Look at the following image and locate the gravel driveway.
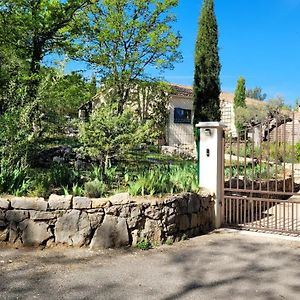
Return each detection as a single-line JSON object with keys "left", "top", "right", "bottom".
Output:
{"left": 0, "top": 230, "right": 299, "bottom": 300}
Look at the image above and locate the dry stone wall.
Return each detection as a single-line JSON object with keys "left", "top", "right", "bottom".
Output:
{"left": 0, "top": 192, "right": 214, "bottom": 249}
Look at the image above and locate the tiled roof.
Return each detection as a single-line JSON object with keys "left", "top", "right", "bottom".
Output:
{"left": 170, "top": 83, "right": 264, "bottom": 107}
{"left": 170, "top": 84, "right": 193, "bottom": 97}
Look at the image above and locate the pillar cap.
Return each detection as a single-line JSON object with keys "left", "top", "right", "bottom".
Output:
{"left": 196, "top": 122, "right": 227, "bottom": 129}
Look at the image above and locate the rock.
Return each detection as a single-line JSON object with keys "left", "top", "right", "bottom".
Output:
{"left": 179, "top": 215, "right": 190, "bottom": 231}
{"left": 144, "top": 206, "right": 162, "bottom": 220}
{"left": 48, "top": 194, "right": 72, "bottom": 210}
{"left": 55, "top": 210, "right": 91, "bottom": 246}
{"left": 119, "top": 205, "right": 130, "bottom": 218}
{"left": 131, "top": 206, "right": 141, "bottom": 218}
{"left": 0, "top": 198, "right": 10, "bottom": 209}
{"left": 109, "top": 193, "right": 130, "bottom": 205}
{"left": 19, "top": 220, "right": 52, "bottom": 246}
{"left": 105, "top": 205, "right": 120, "bottom": 216}
{"left": 73, "top": 197, "right": 92, "bottom": 209}
{"left": 88, "top": 212, "right": 104, "bottom": 229}
{"left": 131, "top": 229, "right": 139, "bottom": 246}
{"left": 30, "top": 211, "right": 58, "bottom": 221}
{"left": 91, "top": 198, "right": 110, "bottom": 209}
{"left": 8, "top": 223, "right": 18, "bottom": 243}
{"left": 11, "top": 197, "right": 47, "bottom": 211}
{"left": 0, "top": 209, "right": 5, "bottom": 221}
{"left": 166, "top": 223, "right": 177, "bottom": 234}
{"left": 143, "top": 219, "right": 163, "bottom": 243}
{"left": 6, "top": 210, "right": 29, "bottom": 223}
{"left": 90, "top": 215, "right": 129, "bottom": 249}
{"left": 191, "top": 213, "right": 198, "bottom": 228}
{"left": 188, "top": 194, "right": 201, "bottom": 214}
{"left": 0, "top": 228, "right": 8, "bottom": 241}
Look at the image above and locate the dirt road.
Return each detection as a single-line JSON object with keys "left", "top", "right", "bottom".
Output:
{"left": 1, "top": 230, "right": 299, "bottom": 300}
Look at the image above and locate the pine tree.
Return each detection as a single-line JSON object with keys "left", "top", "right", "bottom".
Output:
{"left": 234, "top": 77, "right": 246, "bottom": 110}
{"left": 193, "top": 0, "right": 221, "bottom": 126}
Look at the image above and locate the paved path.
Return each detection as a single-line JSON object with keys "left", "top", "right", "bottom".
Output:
{"left": 0, "top": 231, "right": 300, "bottom": 300}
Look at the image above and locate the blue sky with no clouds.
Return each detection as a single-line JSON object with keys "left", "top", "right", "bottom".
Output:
{"left": 163, "top": 0, "right": 300, "bottom": 106}
{"left": 63, "top": 0, "right": 300, "bottom": 106}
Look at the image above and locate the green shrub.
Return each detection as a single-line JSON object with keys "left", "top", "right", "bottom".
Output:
{"left": 84, "top": 179, "right": 107, "bottom": 198}
{"left": 136, "top": 239, "right": 152, "bottom": 250}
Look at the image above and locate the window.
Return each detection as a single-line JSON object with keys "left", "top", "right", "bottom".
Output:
{"left": 174, "top": 107, "right": 192, "bottom": 124}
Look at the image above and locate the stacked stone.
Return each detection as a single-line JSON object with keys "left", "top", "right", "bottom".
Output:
{"left": 0, "top": 192, "right": 214, "bottom": 249}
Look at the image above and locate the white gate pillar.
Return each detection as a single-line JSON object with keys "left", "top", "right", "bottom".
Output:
{"left": 196, "top": 122, "right": 226, "bottom": 228}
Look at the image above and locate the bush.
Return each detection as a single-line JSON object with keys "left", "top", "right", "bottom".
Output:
{"left": 136, "top": 239, "right": 152, "bottom": 250}
{"left": 84, "top": 179, "right": 107, "bottom": 198}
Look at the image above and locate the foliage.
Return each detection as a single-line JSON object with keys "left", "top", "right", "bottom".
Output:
{"left": 79, "top": 104, "right": 156, "bottom": 169}
{"left": 0, "top": 160, "right": 32, "bottom": 196}
{"left": 128, "top": 164, "right": 199, "bottom": 196}
{"left": 246, "top": 87, "right": 267, "bottom": 101}
{"left": 234, "top": 77, "right": 246, "bottom": 110}
{"left": 226, "top": 141, "right": 297, "bottom": 164}
{"left": 224, "top": 162, "right": 282, "bottom": 181}
{"left": 84, "top": 179, "right": 107, "bottom": 198}
{"left": 40, "top": 69, "right": 92, "bottom": 119}
{"left": 136, "top": 239, "right": 152, "bottom": 250}
{"left": 193, "top": 0, "right": 221, "bottom": 125}
{"left": 75, "top": 0, "right": 181, "bottom": 114}
{"left": 234, "top": 77, "right": 246, "bottom": 134}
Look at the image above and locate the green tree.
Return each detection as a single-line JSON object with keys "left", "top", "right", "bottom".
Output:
{"left": 233, "top": 76, "right": 246, "bottom": 134}
{"left": 193, "top": 0, "right": 221, "bottom": 125}
{"left": 75, "top": 0, "right": 181, "bottom": 114}
{"left": 246, "top": 87, "right": 267, "bottom": 101}
{"left": 234, "top": 77, "right": 246, "bottom": 110}
{"left": 79, "top": 104, "right": 154, "bottom": 170}
{"left": 0, "top": 0, "right": 91, "bottom": 102}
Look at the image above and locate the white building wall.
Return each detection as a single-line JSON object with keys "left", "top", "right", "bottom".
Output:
{"left": 167, "top": 95, "right": 194, "bottom": 146}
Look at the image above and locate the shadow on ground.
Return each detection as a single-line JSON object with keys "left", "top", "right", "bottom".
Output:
{"left": 0, "top": 232, "right": 299, "bottom": 299}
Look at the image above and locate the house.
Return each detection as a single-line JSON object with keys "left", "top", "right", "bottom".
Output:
{"left": 79, "top": 82, "right": 265, "bottom": 149}
{"left": 167, "top": 84, "right": 264, "bottom": 146}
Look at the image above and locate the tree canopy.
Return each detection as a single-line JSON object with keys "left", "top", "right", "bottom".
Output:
{"left": 246, "top": 87, "right": 267, "bottom": 101}
{"left": 74, "top": 0, "right": 181, "bottom": 114}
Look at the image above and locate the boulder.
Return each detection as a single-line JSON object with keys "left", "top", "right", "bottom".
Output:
{"left": 73, "top": 197, "right": 92, "bottom": 209}
{"left": 6, "top": 210, "right": 29, "bottom": 223}
{"left": 19, "top": 220, "right": 52, "bottom": 246}
{"left": 109, "top": 193, "right": 130, "bottom": 205}
{"left": 48, "top": 194, "right": 72, "bottom": 210}
{"left": 55, "top": 210, "right": 91, "bottom": 246}
{"left": 11, "top": 197, "right": 47, "bottom": 211}
{"left": 90, "top": 215, "right": 129, "bottom": 249}
{"left": 91, "top": 198, "right": 110, "bottom": 209}
{"left": 0, "top": 198, "right": 10, "bottom": 209}
{"left": 88, "top": 212, "right": 104, "bottom": 229}
{"left": 0, "top": 228, "right": 8, "bottom": 241}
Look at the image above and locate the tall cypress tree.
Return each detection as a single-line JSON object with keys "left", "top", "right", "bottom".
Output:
{"left": 233, "top": 76, "right": 246, "bottom": 134}
{"left": 234, "top": 76, "right": 246, "bottom": 110}
{"left": 193, "top": 0, "right": 221, "bottom": 126}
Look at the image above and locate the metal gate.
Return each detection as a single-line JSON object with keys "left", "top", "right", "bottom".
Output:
{"left": 223, "top": 112, "right": 300, "bottom": 235}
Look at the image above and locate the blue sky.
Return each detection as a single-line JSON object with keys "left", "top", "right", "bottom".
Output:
{"left": 64, "top": 0, "right": 300, "bottom": 106}
{"left": 161, "top": 0, "right": 300, "bottom": 106}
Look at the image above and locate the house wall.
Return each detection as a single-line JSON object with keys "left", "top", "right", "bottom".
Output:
{"left": 167, "top": 95, "right": 195, "bottom": 146}
{"left": 167, "top": 94, "right": 238, "bottom": 146}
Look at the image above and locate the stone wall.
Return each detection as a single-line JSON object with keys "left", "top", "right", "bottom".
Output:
{"left": 0, "top": 192, "right": 214, "bottom": 249}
